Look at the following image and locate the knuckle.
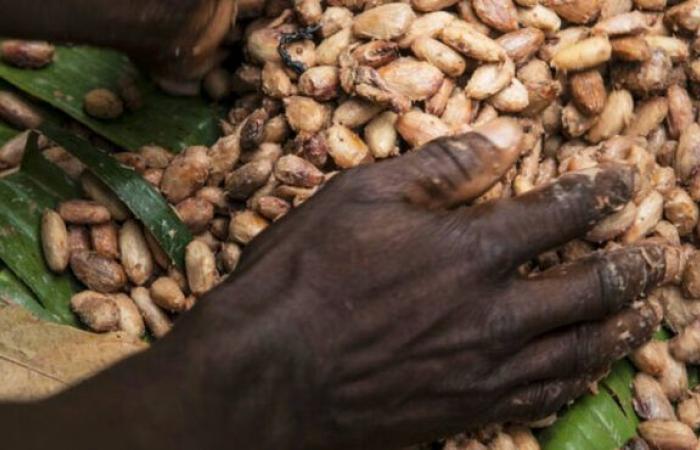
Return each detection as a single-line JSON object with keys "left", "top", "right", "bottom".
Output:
{"left": 592, "top": 254, "right": 627, "bottom": 314}
{"left": 572, "top": 324, "right": 602, "bottom": 372}
{"left": 484, "top": 302, "right": 521, "bottom": 344}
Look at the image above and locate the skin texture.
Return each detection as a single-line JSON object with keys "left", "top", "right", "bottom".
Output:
{"left": 0, "top": 119, "right": 666, "bottom": 450}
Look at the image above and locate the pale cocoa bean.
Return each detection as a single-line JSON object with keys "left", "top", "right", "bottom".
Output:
{"left": 441, "top": 90, "right": 476, "bottom": 133}
{"left": 552, "top": 36, "right": 612, "bottom": 71}
{"left": 638, "top": 420, "right": 697, "bottom": 450}
{"left": 70, "top": 250, "right": 127, "bottom": 293}
{"left": 644, "top": 35, "right": 689, "bottom": 62}
{"left": 666, "top": 85, "right": 694, "bottom": 140}
{"left": 0, "top": 40, "right": 54, "bottom": 69}
{"left": 150, "top": 276, "right": 188, "bottom": 312}
{"left": 161, "top": 146, "right": 210, "bottom": 204}
{"left": 176, "top": 198, "right": 215, "bottom": 234}
{"left": 142, "top": 169, "right": 163, "bottom": 188}
{"left": 138, "top": 145, "right": 173, "bottom": 169}
{"left": 261, "top": 62, "right": 296, "bottom": 99}
{"left": 262, "top": 114, "right": 290, "bottom": 144}
{"left": 489, "top": 79, "right": 529, "bottom": 113}
{"left": 352, "top": 40, "right": 400, "bottom": 68}
{"left": 333, "top": 98, "right": 383, "bottom": 127}
{"left": 41, "top": 209, "right": 70, "bottom": 273}
{"left": 396, "top": 110, "right": 451, "bottom": 148}
{"left": 185, "top": 240, "right": 219, "bottom": 296}
{"left": 611, "top": 36, "right": 651, "bottom": 61}
{"left": 353, "top": 3, "right": 416, "bottom": 40}
{"left": 210, "top": 217, "right": 231, "bottom": 241}
{"left": 319, "top": 7, "right": 354, "bottom": 37}
{"left": 295, "top": 0, "right": 322, "bottom": 25}
{"left": 377, "top": 57, "right": 445, "bottom": 101}
{"left": 298, "top": 65, "right": 339, "bottom": 101}
{"left": 274, "top": 155, "right": 324, "bottom": 187}
{"left": 225, "top": 159, "right": 273, "bottom": 200}
{"left": 425, "top": 78, "right": 454, "bottom": 117}
{"left": 411, "top": 37, "right": 466, "bottom": 78}
{"left": 398, "top": 11, "right": 455, "bottom": 48}
{"left": 562, "top": 103, "right": 598, "bottom": 138}
{"left": 472, "top": 0, "right": 518, "bottom": 32}
{"left": 592, "top": 11, "right": 649, "bottom": 35}
{"left": 325, "top": 124, "right": 373, "bottom": 167}
{"left": 257, "top": 195, "right": 291, "bottom": 221}
{"left": 675, "top": 123, "right": 700, "bottom": 183}
{"left": 284, "top": 95, "right": 332, "bottom": 133}
{"left": 229, "top": 210, "right": 270, "bottom": 244}
{"left": 666, "top": 0, "right": 700, "bottom": 33}
{"left": 83, "top": 88, "right": 123, "bottom": 120}
{"left": 119, "top": 220, "right": 153, "bottom": 286}
{"left": 317, "top": 28, "right": 356, "bottom": 66}
{"left": 111, "top": 293, "right": 145, "bottom": 337}
{"left": 569, "top": 70, "right": 606, "bottom": 116}
{"left": 90, "top": 222, "right": 119, "bottom": 259}
{"left": 517, "top": 5, "right": 561, "bottom": 34}
{"left": 218, "top": 242, "right": 243, "bottom": 273}
{"left": 549, "top": 0, "right": 602, "bottom": 24}
{"left": 130, "top": 287, "right": 172, "bottom": 338}
{"left": 68, "top": 225, "right": 90, "bottom": 253}
{"left": 0, "top": 91, "right": 42, "bottom": 129}
{"left": 440, "top": 20, "right": 506, "bottom": 62}
{"left": 0, "top": 131, "right": 28, "bottom": 170}
{"left": 456, "top": 1, "right": 493, "bottom": 36}
{"left": 586, "top": 89, "right": 634, "bottom": 143}
{"left": 632, "top": 373, "right": 676, "bottom": 421}
{"left": 71, "top": 291, "right": 120, "bottom": 332}
{"left": 58, "top": 200, "right": 111, "bottom": 225}
{"left": 412, "top": 0, "right": 459, "bottom": 12}
{"left": 623, "top": 190, "right": 664, "bottom": 243}
{"left": 465, "top": 58, "right": 515, "bottom": 100}
{"left": 624, "top": 96, "right": 668, "bottom": 138}
{"left": 144, "top": 229, "right": 170, "bottom": 270}
{"left": 496, "top": 28, "right": 545, "bottom": 65}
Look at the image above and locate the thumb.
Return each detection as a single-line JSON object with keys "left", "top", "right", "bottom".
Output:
{"left": 392, "top": 118, "right": 523, "bottom": 209}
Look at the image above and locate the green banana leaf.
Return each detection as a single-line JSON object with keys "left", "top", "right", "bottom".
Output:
{"left": 0, "top": 45, "right": 220, "bottom": 152}
{"left": 40, "top": 122, "right": 193, "bottom": 269}
{"left": 0, "top": 132, "right": 80, "bottom": 325}
{"left": 539, "top": 360, "right": 638, "bottom": 450}
{"left": 0, "top": 268, "right": 57, "bottom": 322}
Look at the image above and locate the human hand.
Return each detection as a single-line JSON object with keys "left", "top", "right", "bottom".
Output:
{"left": 193, "top": 117, "right": 668, "bottom": 449}
{"left": 0, "top": 0, "right": 236, "bottom": 95}
{"left": 31, "top": 118, "right": 669, "bottom": 450}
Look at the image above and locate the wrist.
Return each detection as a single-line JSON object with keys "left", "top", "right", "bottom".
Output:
{"left": 8, "top": 271, "right": 324, "bottom": 450}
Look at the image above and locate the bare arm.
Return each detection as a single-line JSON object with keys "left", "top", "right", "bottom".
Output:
{"left": 0, "top": 0, "right": 235, "bottom": 83}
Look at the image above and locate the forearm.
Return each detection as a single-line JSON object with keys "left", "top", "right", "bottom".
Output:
{"left": 0, "top": 274, "right": 319, "bottom": 450}
{"left": 1, "top": 1, "right": 194, "bottom": 47}
{"left": 0, "top": 0, "right": 233, "bottom": 79}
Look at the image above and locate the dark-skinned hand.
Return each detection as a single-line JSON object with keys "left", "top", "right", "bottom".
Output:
{"left": 0, "top": 0, "right": 235, "bottom": 94}
{"left": 2, "top": 118, "right": 667, "bottom": 450}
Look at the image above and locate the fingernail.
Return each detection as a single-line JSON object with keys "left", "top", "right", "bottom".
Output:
{"left": 617, "top": 303, "right": 661, "bottom": 356}
{"left": 474, "top": 118, "right": 523, "bottom": 152}
{"left": 588, "top": 164, "right": 637, "bottom": 213}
